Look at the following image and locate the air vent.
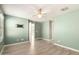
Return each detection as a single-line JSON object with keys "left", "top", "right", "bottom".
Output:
{"left": 61, "top": 7, "right": 69, "bottom": 11}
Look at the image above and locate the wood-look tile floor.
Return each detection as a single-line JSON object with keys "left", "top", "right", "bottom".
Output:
{"left": 2, "top": 40, "right": 79, "bottom": 55}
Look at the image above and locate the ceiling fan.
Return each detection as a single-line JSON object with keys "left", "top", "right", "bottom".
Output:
{"left": 33, "top": 8, "right": 47, "bottom": 18}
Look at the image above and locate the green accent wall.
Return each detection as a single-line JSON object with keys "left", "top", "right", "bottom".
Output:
{"left": 4, "top": 15, "right": 29, "bottom": 44}
{"left": 54, "top": 10, "right": 79, "bottom": 50}
{"left": 4, "top": 15, "right": 43, "bottom": 44}
{"left": 42, "top": 21, "right": 50, "bottom": 39}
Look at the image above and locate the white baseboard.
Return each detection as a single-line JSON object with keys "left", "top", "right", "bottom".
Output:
{"left": 43, "top": 39, "right": 79, "bottom": 53}
{"left": 0, "top": 41, "right": 29, "bottom": 55}
{"left": 35, "top": 38, "right": 43, "bottom": 40}
{"left": 36, "top": 38, "right": 52, "bottom": 41}
{"left": 54, "top": 43, "right": 79, "bottom": 53}
{"left": 2, "top": 38, "right": 79, "bottom": 54}
{"left": 5, "top": 41, "right": 29, "bottom": 47}
{"left": 43, "top": 39, "right": 51, "bottom": 41}
{"left": 43, "top": 38, "right": 55, "bottom": 43}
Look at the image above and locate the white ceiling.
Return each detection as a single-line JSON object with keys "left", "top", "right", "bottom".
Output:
{"left": 2, "top": 4, "right": 79, "bottom": 22}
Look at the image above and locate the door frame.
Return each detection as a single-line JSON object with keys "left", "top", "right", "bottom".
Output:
{"left": 28, "top": 20, "right": 35, "bottom": 42}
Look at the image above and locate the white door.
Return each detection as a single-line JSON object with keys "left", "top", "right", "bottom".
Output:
{"left": 29, "top": 21, "right": 35, "bottom": 47}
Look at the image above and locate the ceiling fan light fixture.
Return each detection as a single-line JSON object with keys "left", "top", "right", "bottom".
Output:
{"left": 37, "top": 14, "right": 42, "bottom": 18}
{"left": 34, "top": 8, "right": 47, "bottom": 18}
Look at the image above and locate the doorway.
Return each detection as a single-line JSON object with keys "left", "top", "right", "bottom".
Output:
{"left": 28, "top": 21, "right": 35, "bottom": 47}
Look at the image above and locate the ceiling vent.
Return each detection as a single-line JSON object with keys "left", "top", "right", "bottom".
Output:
{"left": 61, "top": 7, "right": 69, "bottom": 11}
